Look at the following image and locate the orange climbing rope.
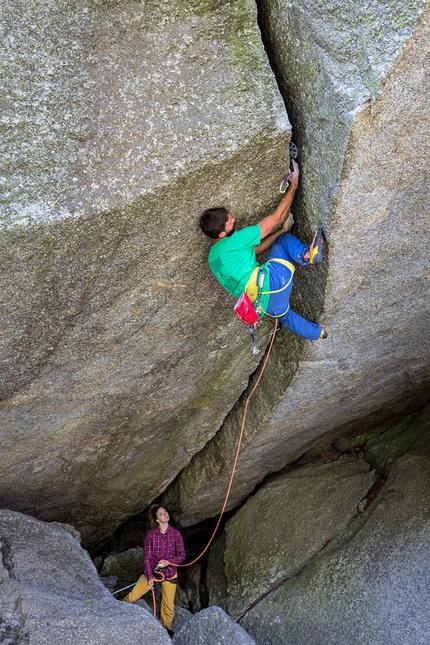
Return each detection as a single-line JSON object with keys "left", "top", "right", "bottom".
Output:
{"left": 173, "top": 320, "right": 279, "bottom": 569}
{"left": 119, "top": 321, "right": 280, "bottom": 616}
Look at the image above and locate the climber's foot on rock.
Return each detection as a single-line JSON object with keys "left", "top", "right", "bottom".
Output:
{"left": 309, "top": 228, "right": 325, "bottom": 265}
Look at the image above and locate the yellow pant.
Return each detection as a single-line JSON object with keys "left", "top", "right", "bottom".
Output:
{"left": 123, "top": 574, "right": 177, "bottom": 630}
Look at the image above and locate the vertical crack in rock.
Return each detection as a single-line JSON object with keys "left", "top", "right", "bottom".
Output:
{"left": 237, "top": 463, "right": 389, "bottom": 622}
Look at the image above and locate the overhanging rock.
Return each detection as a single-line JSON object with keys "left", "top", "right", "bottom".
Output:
{"left": 162, "top": 1, "right": 430, "bottom": 526}
{"left": 0, "top": 0, "right": 291, "bottom": 547}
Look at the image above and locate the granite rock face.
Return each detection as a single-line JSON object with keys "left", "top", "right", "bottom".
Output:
{"left": 0, "top": 0, "right": 291, "bottom": 546}
{"left": 1, "top": 0, "right": 429, "bottom": 561}
{"left": 0, "top": 509, "right": 170, "bottom": 645}
{"left": 207, "top": 453, "right": 375, "bottom": 619}
{"left": 100, "top": 547, "right": 143, "bottom": 589}
{"left": 162, "top": 0, "right": 430, "bottom": 527}
{"left": 172, "top": 606, "right": 256, "bottom": 645}
{"left": 240, "top": 408, "right": 430, "bottom": 645}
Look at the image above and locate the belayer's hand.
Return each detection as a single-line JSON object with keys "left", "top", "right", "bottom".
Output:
{"left": 148, "top": 578, "right": 155, "bottom": 589}
{"left": 157, "top": 560, "right": 169, "bottom": 568}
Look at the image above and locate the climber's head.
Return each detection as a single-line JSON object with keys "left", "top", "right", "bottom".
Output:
{"left": 200, "top": 207, "right": 235, "bottom": 239}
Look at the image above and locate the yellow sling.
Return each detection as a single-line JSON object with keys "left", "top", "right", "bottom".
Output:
{"left": 245, "top": 258, "right": 295, "bottom": 304}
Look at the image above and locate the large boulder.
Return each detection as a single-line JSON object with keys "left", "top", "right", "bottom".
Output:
{"left": 0, "top": 0, "right": 291, "bottom": 547}
{"left": 172, "top": 606, "right": 256, "bottom": 645}
{"left": 240, "top": 411, "right": 430, "bottom": 644}
{"left": 162, "top": 0, "right": 430, "bottom": 527}
{"left": 207, "top": 453, "right": 375, "bottom": 618}
{"left": 100, "top": 547, "right": 143, "bottom": 589}
{"left": 0, "top": 510, "right": 170, "bottom": 644}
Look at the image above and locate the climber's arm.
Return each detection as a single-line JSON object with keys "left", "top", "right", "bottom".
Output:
{"left": 257, "top": 160, "right": 299, "bottom": 239}
{"left": 254, "top": 212, "right": 295, "bottom": 255}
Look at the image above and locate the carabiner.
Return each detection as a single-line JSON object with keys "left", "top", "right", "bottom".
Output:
{"left": 279, "top": 172, "right": 293, "bottom": 193}
{"left": 249, "top": 324, "right": 260, "bottom": 355}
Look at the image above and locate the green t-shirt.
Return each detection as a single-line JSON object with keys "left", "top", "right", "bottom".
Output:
{"left": 208, "top": 225, "right": 271, "bottom": 315}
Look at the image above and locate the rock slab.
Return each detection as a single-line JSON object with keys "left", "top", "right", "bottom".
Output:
{"left": 240, "top": 416, "right": 430, "bottom": 645}
{"left": 163, "top": 0, "right": 430, "bottom": 529}
{"left": 207, "top": 453, "right": 375, "bottom": 618}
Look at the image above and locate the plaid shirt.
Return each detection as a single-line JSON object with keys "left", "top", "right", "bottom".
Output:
{"left": 143, "top": 524, "right": 186, "bottom": 581}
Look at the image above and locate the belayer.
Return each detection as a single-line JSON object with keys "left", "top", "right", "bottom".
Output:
{"left": 199, "top": 159, "right": 327, "bottom": 341}
{"left": 122, "top": 505, "right": 185, "bottom": 635}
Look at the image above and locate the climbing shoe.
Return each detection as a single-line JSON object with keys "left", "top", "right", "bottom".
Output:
{"left": 320, "top": 329, "right": 328, "bottom": 339}
{"left": 309, "top": 228, "right": 325, "bottom": 265}
{"left": 289, "top": 141, "right": 298, "bottom": 165}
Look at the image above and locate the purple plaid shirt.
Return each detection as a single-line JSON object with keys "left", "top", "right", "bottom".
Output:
{"left": 143, "top": 525, "right": 186, "bottom": 581}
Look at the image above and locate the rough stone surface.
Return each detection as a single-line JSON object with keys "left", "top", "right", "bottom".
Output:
{"left": 1, "top": 0, "right": 290, "bottom": 225}
{"left": 1, "top": 0, "right": 429, "bottom": 581}
{"left": 0, "top": 0, "right": 291, "bottom": 547}
{"left": 172, "top": 606, "right": 194, "bottom": 634}
{"left": 206, "top": 533, "right": 229, "bottom": 612}
{"left": 50, "top": 520, "right": 81, "bottom": 543}
{"left": 172, "top": 606, "right": 256, "bottom": 645}
{"left": 240, "top": 440, "right": 430, "bottom": 645}
{"left": 100, "top": 547, "right": 143, "bottom": 588}
{"left": 0, "top": 509, "right": 170, "bottom": 645}
{"left": 207, "top": 454, "right": 374, "bottom": 618}
{"left": 361, "top": 403, "right": 430, "bottom": 473}
{"left": 162, "top": 0, "right": 430, "bottom": 527}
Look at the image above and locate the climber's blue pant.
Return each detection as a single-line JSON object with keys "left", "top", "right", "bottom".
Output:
{"left": 266, "top": 233, "right": 321, "bottom": 341}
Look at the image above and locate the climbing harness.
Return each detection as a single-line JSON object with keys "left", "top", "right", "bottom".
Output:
{"left": 256, "top": 258, "right": 295, "bottom": 319}
{"left": 112, "top": 319, "right": 280, "bottom": 618}
{"left": 279, "top": 142, "right": 298, "bottom": 193}
{"left": 111, "top": 568, "right": 164, "bottom": 596}
{"left": 235, "top": 258, "right": 295, "bottom": 352}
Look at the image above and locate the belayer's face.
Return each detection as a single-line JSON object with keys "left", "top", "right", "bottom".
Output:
{"left": 156, "top": 507, "right": 170, "bottom": 524}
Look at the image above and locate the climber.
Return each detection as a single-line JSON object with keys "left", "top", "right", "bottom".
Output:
{"left": 122, "top": 505, "right": 185, "bottom": 635}
{"left": 199, "top": 159, "right": 327, "bottom": 341}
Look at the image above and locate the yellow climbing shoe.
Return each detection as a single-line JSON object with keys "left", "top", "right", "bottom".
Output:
{"left": 309, "top": 228, "right": 325, "bottom": 265}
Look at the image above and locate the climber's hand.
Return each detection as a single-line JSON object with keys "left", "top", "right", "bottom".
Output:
{"left": 282, "top": 212, "right": 294, "bottom": 233}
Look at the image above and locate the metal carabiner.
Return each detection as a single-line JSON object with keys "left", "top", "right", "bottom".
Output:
{"left": 249, "top": 324, "right": 260, "bottom": 355}
{"left": 279, "top": 172, "right": 293, "bottom": 193}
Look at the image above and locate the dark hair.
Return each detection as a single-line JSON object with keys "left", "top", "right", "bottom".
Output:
{"left": 199, "top": 207, "right": 229, "bottom": 239}
{"left": 149, "top": 505, "right": 163, "bottom": 526}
